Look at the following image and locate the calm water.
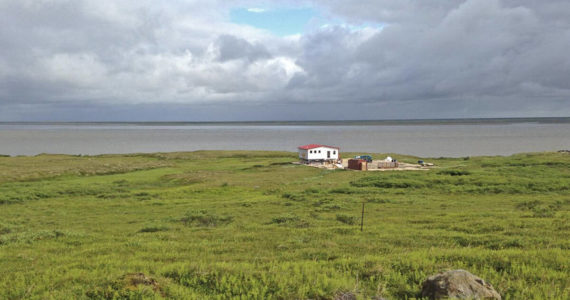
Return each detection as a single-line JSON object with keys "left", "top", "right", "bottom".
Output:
{"left": 1, "top": 120, "right": 569, "bottom": 157}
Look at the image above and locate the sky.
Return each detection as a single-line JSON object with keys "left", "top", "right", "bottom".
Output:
{"left": 0, "top": 0, "right": 569, "bottom": 121}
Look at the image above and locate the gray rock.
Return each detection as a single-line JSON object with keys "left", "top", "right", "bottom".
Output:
{"left": 421, "top": 269, "right": 501, "bottom": 299}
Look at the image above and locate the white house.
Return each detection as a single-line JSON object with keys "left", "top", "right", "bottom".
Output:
{"left": 298, "top": 144, "right": 340, "bottom": 162}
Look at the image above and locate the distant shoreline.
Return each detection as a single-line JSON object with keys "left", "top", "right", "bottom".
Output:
{"left": 1, "top": 117, "right": 570, "bottom": 126}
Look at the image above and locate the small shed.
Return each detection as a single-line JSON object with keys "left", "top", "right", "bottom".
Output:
{"left": 348, "top": 159, "right": 367, "bottom": 171}
{"left": 298, "top": 144, "right": 340, "bottom": 162}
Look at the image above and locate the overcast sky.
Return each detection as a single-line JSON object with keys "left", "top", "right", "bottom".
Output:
{"left": 0, "top": 0, "right": 569, "bottom": 121}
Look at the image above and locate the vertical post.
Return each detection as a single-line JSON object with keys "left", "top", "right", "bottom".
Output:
{"left": 360, "top": 202, "right": 365, "bottom": 232}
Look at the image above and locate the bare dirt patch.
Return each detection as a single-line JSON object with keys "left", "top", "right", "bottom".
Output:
{"left": 295, "top": 160, "right": 434, "bottom": 171}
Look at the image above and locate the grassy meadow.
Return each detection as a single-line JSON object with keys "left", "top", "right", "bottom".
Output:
{"left": 0, "top": 151, "right": 569, "bottom": 299}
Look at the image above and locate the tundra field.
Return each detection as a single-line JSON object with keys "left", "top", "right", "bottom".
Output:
{"left": 0, "top": 151, "right": 568, "bottom": 299}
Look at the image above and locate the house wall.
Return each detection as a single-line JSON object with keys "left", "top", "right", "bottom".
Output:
{"left": 304, "top": 147, "right": 339, "bottom": 160}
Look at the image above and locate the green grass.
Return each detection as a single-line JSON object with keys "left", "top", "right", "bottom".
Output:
{"left": 0, "top": 151, "right": 569, "bottom": 299}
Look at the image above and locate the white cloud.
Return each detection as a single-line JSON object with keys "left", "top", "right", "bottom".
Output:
{"left": 247, "top": 8, "right": 266, "bottom": 13}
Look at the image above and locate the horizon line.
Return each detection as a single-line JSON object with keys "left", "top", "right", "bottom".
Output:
{"left": 1, "top": 116, "right": 569, "bottom": 125}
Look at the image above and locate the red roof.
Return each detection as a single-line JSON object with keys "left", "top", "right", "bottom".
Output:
{"left": 298, "top": 144, "right": 340, "bottom": 150}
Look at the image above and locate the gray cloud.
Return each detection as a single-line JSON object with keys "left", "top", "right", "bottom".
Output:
{"left": 284, "top": 0, "right": 570, "bottom": 105}
{"left": 0, "top": 0, "right": 568, "bottom": 121}
{"left": 216, "top": 35, "right": 271, "bottom": 62}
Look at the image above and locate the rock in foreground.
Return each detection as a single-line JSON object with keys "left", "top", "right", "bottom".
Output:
{"left": 421, "top": 269, "right": 501, "bottom": 299}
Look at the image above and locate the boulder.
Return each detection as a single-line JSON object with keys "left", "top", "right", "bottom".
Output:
{"left": 421, "top": 269, "right": 501, "bottom": 299}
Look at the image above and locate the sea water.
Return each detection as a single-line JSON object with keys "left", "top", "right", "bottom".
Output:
{"left": 1, "top": 119, "right": 569, "bottom": 157}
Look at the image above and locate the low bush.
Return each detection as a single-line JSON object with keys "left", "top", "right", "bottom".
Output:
{"left": 352, "top": 177, "right": 426, "bottom": 189}
{"left": 336, "top": 214, "right": 357, "bottom": 225}
{"left": 329, "top": 187, "right": 361, "bottom": 194}
{"left": 138, "top": 226, "right": 169, "bottom": 233}
{"left": 281, "top": 192, "right": 306, "bottom": 201}
{"left": 438, "top": 169, "right": 471, "bottom": 176}
{"left": 516, "top": 200, "right": 542, "bottom": 210}
{"left": 270, "top": 214, "right": 299, "bottom": 224}
{"left": 270, "top": 214, "right": 309, "bottom": 227}
{"left": 181, "top": 210, "right": 233, "bottom": 227}
{"left": 86, "top": 273, "right": 162, "bottom": 299}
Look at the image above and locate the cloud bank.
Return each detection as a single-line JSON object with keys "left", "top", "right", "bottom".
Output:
{"left": 0, "top": 0, "right": 568, "bottom": 121}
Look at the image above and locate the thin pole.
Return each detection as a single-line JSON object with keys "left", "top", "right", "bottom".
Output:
{"left": 360, "top": 202, "right": 365, "bottom": 232}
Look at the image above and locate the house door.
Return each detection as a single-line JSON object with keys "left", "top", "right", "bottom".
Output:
{"left": 327, "top": 151, "right": 331, "bottom": 158}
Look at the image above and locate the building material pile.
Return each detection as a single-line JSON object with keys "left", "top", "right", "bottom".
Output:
{"left": 378, "top": 161, "right": 399, "bottom": 168}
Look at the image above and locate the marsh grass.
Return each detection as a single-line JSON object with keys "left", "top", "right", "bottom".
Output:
{"left": 0, "top": 151, "right": 568, "bottom": 299}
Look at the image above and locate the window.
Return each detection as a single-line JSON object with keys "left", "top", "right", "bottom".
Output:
{"left": 309, "top": 150, "right": 312, "bottom": 153}
{"left": 333, "top": 151, "right": 336, "bottom": 154}
{"left": 319, "top": 150, "right": 321, "bottom": 153}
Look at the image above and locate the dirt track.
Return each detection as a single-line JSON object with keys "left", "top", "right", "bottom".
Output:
{"left": 296, "top": 160, "right": 434, "bottom": 171}
{"left": 341, "top": 160, "right": 433, "bottom": 171}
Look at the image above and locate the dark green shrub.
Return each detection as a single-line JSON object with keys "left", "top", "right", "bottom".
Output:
{"left": 516, "top": 200, "right": 542, "bottom": 210}
{"left": 438, "top": 169, "right": 471, "bottom": 176}
{"left": 304, "top": 188, "right": 321, "bottom": 194}
{"left": 138, "top": 226, "right": 169, "bottom": 233}
{"left": 281, "top": 192, "right": 306, "bottom": 201}
{"left": 532, "top": 207, "right": 556, "bottom": 218}
{"left": 181, "top": 210, "right": 233, "bottom": 227}
{"left": 329, "top": 187, "right": 360, "bottom": 194}
{"left": 86, "top": 273, "right": 161, "bottom": 299}
{"left": 270, "top": 214, "right": 309, "bottom": 227}
{"left": 0, "top": 224, "right": 13, "bottom": 235}
{"left": 367, "top": 198, "right": 392, "bottom": 204}
{"left": 336, "top": 214, "right": 357, "bottom": 225}
{"left": 352, "top": 178, "right": 425, "bottom": 189}
{"left": 270, "top": 214, "right": 299, "bottom": 224}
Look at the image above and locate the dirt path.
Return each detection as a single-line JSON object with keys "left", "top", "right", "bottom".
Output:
{"left": 296, "top": 160, "right": 434, "bottom": 171}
